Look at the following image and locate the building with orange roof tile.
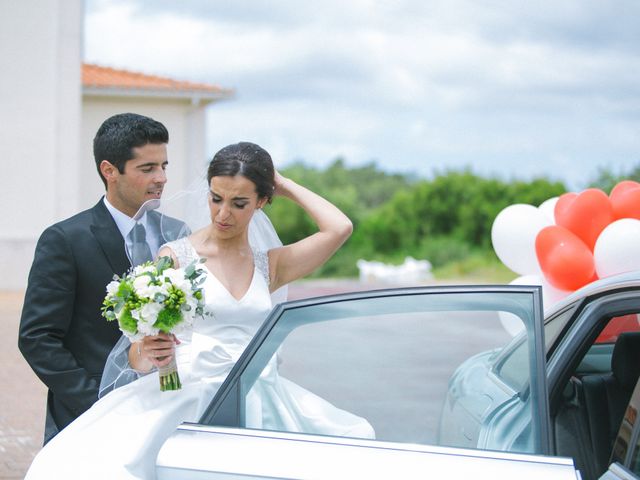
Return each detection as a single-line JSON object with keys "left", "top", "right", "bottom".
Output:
{"left": 80, "top": 63, "right": 233, "bottom": 215}
{"left": 82, "top": 63, "right": 233, "bottom": 102}
{"left": 0, "top": 1, "right": 233, "bottom": 289}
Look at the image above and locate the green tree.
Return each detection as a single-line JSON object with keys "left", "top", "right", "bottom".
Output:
{"left": 266, "top": 158, "right": 413, "bottom": 245}
{"left": 265, "top": 160, "right": 567, "bottom": 278}
{"left": 352, "top": 169, "right": 566, "bottom": 263}
{"left": 588, "top": 162, "right": 640, "bottom": 193}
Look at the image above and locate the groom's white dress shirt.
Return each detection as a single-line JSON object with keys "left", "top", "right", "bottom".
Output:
{"left": 103, "top": 197, "right": 161, "bottom": 259}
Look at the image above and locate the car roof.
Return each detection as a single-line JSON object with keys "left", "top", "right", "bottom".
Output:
{"left": 544, "top": 270, "right": 640, "bottom": 317}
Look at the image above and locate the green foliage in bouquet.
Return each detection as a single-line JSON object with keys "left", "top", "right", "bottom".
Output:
{"left": 154, "top": 308, "right": 182, "bottom": 333}
{"left": 101, "top": 255, "right": 207, "bottom": 337}
{"left": 118, "top": 308, "right": 138, "bottom": 335}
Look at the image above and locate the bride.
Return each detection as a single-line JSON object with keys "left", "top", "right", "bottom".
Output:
{"left": 25, "top": 142, "right": 373, "bottom": 479}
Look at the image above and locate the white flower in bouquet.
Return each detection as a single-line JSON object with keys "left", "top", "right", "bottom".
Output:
{"left": 162, "top": 268, "right": 190, "bottom": 290}
{"left": 106, "top": 280, "right": 120, "bottom": 296}
{"left": 138, "top": 301, "right": 164, "bottom": 336}
{"left": 134, "top": 263, "right": 156, "bottom": 275}
{"left": 132, "top": 273, "right": 151, "bottom": 292}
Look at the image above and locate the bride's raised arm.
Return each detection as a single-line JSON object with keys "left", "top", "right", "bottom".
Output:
{"left": 268, "top": 171, "right": 353, "bottom": 292}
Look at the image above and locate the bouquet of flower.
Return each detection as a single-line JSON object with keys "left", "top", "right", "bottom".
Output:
{"left": 102, "top": 256, "right": 207, "bottom": 391}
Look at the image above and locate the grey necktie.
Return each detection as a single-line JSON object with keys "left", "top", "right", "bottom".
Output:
{"left": 128, "top": 223, "right": 153, "bottom": 265}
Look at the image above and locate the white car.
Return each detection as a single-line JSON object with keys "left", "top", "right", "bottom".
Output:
{"left": 439, "top": 271, "right": 640, "bottom": 480}
{"left": 155, "top": 280, "right": 640, "bottom": 479}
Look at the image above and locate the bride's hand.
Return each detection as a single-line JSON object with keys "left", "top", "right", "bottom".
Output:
{"left": 138, "top": 333, "right": 180, "bottom": 368}
{"left": 273, "top": 171, "right": 291, "bottom": 197}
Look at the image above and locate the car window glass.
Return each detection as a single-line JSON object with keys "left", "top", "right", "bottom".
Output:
{"left": 596, "top": 314, "right": 640, "bottom": 345}
{"left": 574, "top": 313, "right": 640, "bottom": 376}
{"left": 491, "top": 304, "right": 580, "bottom": 393}
{"left": 544, "top": 304, "right": 579, "bottom": 351}
{"left": 493, "top": 336, "right": 528, "bottom": 392}
{"left": 205, "top": 289, "right": 548, "bottom": 455}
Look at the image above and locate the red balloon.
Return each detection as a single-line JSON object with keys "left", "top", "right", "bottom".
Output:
{"left": 554, "top": 188, "right": 614, "bottom": 251}
{"left": 610, "top": 180, "right": 640, "bottom": 220}
{"left": 554, "top": 192, "right": 577, "bottom": 214}
{"left": 535, "top": 225, "right": 596, "bottom": 291}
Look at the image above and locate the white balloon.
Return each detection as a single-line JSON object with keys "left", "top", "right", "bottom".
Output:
{"left": 541, "top": 278, "right": 571, "bottom": 308}
{"left": 510, "top": 274, "right": 543, "bottom": 287}
{"left": 509, "top": 273, "right": 568, "bottom": 310}
{"left": 594, "top": 219, "right": 640, "bottom": 278}
{"left": 538, "top": 197, "right": 558, "bottom": 224}
{"left": 499, "top": 311, "right": 525, "bottom": 337}
{"left": 491, "top": 204, "right": 553, "bottom": 275}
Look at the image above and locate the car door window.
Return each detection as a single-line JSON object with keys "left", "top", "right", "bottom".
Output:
{"left": 597, "top": 314, "right": 640, "bottom": 344}
{"left": 544, "top": 304, "right": 580, "bottom": 351}
{"left": 201, "top": 287, "right": 550, "bottom": 455}
{"left": 492, "top": 304, "right": 581, "bottom": 393}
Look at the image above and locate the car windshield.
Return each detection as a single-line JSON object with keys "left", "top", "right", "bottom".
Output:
{"left": 202, "top": 287, "right": 550, "bottom": 455}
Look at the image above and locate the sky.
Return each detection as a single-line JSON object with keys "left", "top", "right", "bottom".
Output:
{"left": 84, "top": 0, "right": 640, "bottom": 191}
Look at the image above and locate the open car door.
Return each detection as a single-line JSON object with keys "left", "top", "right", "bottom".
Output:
{"left": 157, "top": 286, "right": 580, "bottom": 478}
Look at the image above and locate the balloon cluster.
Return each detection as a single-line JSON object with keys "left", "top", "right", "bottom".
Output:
{"left": 492, "top": 180, "right": 640, "bottom": 308}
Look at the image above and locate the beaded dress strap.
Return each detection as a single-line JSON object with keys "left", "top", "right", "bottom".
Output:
{"left": 253, "top": 250, "right": 270, "bottom": 286}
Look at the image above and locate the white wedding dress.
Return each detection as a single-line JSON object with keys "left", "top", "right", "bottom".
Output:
{"left": 25, "top": 238, "right": 374, "bottom": 479}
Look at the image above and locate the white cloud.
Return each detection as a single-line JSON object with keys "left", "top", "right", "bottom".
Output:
{"left": 84, "top": 0, "right": 640, "bottom": 189}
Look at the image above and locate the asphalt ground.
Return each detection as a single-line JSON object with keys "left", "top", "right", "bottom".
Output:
{"left": 0, "top": 280, "right": 376, "bottom": 479}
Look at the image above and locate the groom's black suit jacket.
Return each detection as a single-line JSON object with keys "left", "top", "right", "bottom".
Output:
{"left": 18, "top": 199, "right": 186, "bottom": 443}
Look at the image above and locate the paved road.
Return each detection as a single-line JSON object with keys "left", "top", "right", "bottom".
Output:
{"left": 0, "top": 280, "right": 377, "bottom": 479}
{"left": 0, "top": 291, "right": 46, "bottom": 479}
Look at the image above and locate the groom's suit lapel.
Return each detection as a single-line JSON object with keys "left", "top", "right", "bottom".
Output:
{"left": 90, "top": 199, "right": 131, "bottom": 275}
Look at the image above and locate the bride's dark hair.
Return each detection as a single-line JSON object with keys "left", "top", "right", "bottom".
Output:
{"left": 207, "top": 142, "right": 275, "bottom": 202}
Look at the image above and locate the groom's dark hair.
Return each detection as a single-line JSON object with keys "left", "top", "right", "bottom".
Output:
{"left": 208, "top": 142, "right": 275, "bottom": 202}
{"left": 94, "top": 113, "right": 169, "bottom": 188}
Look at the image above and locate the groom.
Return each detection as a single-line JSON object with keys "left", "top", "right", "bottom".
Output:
{"left": 19, "top": 113, "right": 187, "bottom": 444}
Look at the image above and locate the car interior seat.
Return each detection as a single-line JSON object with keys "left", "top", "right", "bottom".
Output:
{"left": 581, "top": 331, "right": 640, "bottom": 478}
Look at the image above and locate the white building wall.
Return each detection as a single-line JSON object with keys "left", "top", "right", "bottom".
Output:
{"left": 0, "top": 0, "right": 83, "bottom": 290}
{"left": 0, "top": 1, "right": 214, "bottom": 290}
